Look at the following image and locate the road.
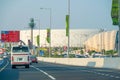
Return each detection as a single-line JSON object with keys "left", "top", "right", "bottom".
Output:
{"left": 0, "top": 58, "right": 120, "bottom": 80}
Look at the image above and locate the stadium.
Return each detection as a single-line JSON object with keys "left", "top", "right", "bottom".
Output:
{"left": 20, "top": 29, "right": 98, "bottom": 47}
{"left": 20, "top": 29, "right": 118, "bottom": 52}
{"left": 0, "top": 29, "right": 118, "bottom": 53}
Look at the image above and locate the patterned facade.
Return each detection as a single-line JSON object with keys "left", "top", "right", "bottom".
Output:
{"left": 20, "top": 29, "right": 117, "bottom": 52}
{"left": 84, "top": 30, "right": 117, "bottom": 52}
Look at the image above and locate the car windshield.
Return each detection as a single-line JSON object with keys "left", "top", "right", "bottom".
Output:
{"left": 12, "top": 46, "right": 29, "bottom": 53}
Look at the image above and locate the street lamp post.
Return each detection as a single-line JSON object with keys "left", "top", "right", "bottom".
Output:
{"left": 99, "top": 28, "right": 104, "bottom": 54}
{"left": 34, "top": 19, "right": 40, "bottom": 56}
{"left": 34, "top": 19, "right": 40, "bottom": 46}
{"left": 38, "top": 20, "right": 40, "bottom": 46}
{"left": 118, "top": 0, "right": 120, "bottom": 57}
{"left": 40, "top": 8, "right": 52, "bottom": 57}
{"left": 67, "top": 0, "right": 70, "bottom": 58}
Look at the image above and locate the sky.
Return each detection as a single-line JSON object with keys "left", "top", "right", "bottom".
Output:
{"left": 0, "top": 0, "right": 118, "bottom": 31}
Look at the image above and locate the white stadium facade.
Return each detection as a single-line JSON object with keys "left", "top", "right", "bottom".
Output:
{"left": 20, "top": 29, "right": 118, "bottom": 52}
{"left": 85, "top": 30, "right": 118, "bottom": 52}
{"left": 20, "top": 29, "right": 98, "bottom": 47}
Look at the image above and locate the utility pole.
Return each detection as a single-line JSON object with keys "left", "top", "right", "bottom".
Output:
{"left": 67, "top": 0, "right": 70, "bottom": 58}
{"left": 118, "top": 0, "right": 120, "bottom": 57}
{"left": 40, "top": 8, "right": 52, "bottom": 57}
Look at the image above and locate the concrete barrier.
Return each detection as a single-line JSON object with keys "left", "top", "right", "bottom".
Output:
{"left": 37, "top": 57, "right": 120, "bottom": 69}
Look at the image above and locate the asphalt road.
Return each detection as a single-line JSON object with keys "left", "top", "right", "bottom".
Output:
{"left": 0, "top": 58, "right": 120, "bottom": 80}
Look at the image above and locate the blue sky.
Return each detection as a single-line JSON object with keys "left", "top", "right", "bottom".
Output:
{"left": 0, "top": 0, "right": 118, "bottom": 31}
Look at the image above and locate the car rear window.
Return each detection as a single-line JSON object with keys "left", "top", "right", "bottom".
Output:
{"left": 12, "top": 46, "right": 29, "bottom": 53}
{"left": 31, "top": 56, "right": 36, "bottom": 58}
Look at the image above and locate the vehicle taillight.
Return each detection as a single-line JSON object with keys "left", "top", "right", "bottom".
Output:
{"left": 28, "top": 56, "right": 29, "bottom": 61}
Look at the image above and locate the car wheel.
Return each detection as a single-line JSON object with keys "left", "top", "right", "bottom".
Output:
{"left": 25, "top": 65, "right": 29, "bottom": 68}
{"left": 12, "top": 65, "right": 16, "bottom": 69}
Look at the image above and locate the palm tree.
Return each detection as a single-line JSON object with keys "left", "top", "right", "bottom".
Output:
{"left": 29, "top": 18, "right": 35, "bottom": 49}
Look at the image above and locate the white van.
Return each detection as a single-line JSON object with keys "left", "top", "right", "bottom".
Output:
{"left": 11, "top": 45, "right": 31, "bottom": 68}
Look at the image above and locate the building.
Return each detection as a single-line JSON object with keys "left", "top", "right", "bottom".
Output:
{"left": 84, "top": 30, "right": 117, "bottom": 52}
{"left": 0, "top": 29, "right": 118, "bottom": 53}
{"left": 20, "top": 29, "right": 99, "bottom": 47}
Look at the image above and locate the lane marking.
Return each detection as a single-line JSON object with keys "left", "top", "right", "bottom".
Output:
{"left": 31, "top": 65, "right": 56, "bottom": 80}
{"left": 110, "top": 75, "right": 114, "bottom": 77}
{"left": 0, "top": 60, "right": 9, "bottom": 72}
{"left": 80, "top": 69, "right": 120, "bottom": 79}
{"left": 105, "top": 74, "right": 109, "bottom": 76}
{"left": 115, "top": 76, "right": 120, "bottom": 78}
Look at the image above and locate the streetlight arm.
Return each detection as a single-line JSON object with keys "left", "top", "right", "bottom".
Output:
{"left": 40, "top": 7, "right": 52, "bottom": 57}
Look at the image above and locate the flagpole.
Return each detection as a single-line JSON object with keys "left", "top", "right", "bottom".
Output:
{"left": 67, "top": 0, "right": 70, "bottom": 58}
{"left": 118, "top": 0, "right": 120, "bottom": 57}
{"left": 49, "top": 8, "right": 52, "bottom": 57}
{"left": 40, "top": 8, "right": 52, "bottom": 57}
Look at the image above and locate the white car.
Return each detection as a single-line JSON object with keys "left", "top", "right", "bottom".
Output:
{"left": 11, "top": 45, "right": 31, "bottom": 68}
{"left": 3, "top": 52, "right": 8, "bottom": 58}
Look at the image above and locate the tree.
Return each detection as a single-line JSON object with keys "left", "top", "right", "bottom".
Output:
{"left": 29, "top": 18, "right": 35, "bottom": 49}
{"left": 105, "top": 50, "right": 117, "bottom": 56}
{"left": 80, "top": 49, "right": 84, "bottom": 54}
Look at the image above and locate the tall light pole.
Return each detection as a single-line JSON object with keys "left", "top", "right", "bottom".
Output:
{"left": 40, "top": 8, "right": 52, "bottom": 57}
{"left": 67, "top": 0, "right": 70, "bottom": 58}
{"left": 38, "top": 21, "right": 40, "bottom": 56}
{"left": 35, "top": 19, "right": 40, "bottom": 46}
{"left": 34, "top": 19, "right": 40, "bottom": 56}
{"left": 111, "top": 0, "right": 120, "bottom": 57}
{"left": 99, "top": 28, "right": 104, "bottom": 54}
{"left": 118, "top": 0, "right": 120, "bottom": 57}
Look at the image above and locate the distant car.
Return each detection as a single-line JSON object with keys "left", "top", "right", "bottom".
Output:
{"left": 63, "top": 54, "right": 67, "bottom": 58}
{"left": 3, "top": 52, "right": 8, "bottom": 58}
{"left": 92, "top": 52, "right": 103, "bottom": 58}
{"left": 75, "top": 55, "right": 87, "bottom": 58}
{"left": 30, "top": 55, "right": 38, "bottom": 63}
